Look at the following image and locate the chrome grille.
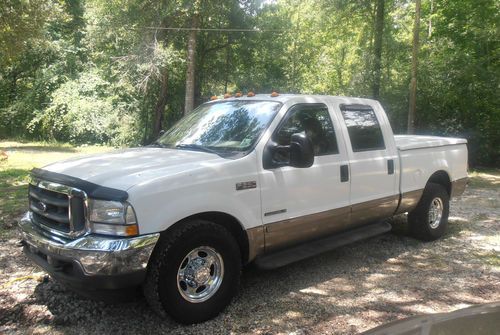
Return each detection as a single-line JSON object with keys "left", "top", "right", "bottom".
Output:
{"left": 29, "top": 179, "right": 88, "bottom": 238}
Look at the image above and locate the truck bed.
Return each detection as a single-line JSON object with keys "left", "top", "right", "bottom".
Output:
{"left": 395, "top": 135, "right": 467, "bottom": 151}
{"left": 395, "top": 134, "right": 468, "bottom": 200}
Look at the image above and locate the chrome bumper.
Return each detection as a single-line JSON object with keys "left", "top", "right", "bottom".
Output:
{"left": 18, "top": 212, "right": 159, "bottom": 277}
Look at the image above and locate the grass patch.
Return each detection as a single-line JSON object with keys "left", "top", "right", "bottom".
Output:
{"left": 0, "top": 169, "right": 30, "bottom": 229}
{"left": 0, "top": 141, "right": 113, "bottom": 236}
{"left": 473, "top": 251, "right": 500, "bottom": 267}
{"left": 468, "top": 169, "right": 500, "bottom": 189}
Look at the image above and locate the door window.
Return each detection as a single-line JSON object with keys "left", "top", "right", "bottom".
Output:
{"left": 273, "top": 104, "right": 338, "bottom": 163}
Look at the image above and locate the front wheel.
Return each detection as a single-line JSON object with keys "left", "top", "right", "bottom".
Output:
{"left": 408, "top": 182, "right": 450, "bottom": 241}
{"left": 144, "top": 220, "right": 241, "bottom": 324}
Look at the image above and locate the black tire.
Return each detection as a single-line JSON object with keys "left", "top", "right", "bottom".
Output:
{"left": 143, "top": 219, "right": 241, "bottom": 324}
{"left": 408, "top": 182, "right": 450, "bottom": 241}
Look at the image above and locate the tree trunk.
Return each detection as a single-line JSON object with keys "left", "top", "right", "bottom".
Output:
{"left": 153, "top": 71, "right": 168, "bottom": 138}
{"left": 428, "top": 0, "right": 434, "bottom": 38}
{"left": 372, "top": 0, "right": 385, "bottom": 99}
{"left": 184, "top": 14, "right": 200, "bottom": 115}
{"left": 407, "top": 0, "right": 421, "bottom": 134}
{"left": 335, "top": 46, "right": 346, "bottom": 93}
{"left": 291, "top": 10, "right": 300, "bottom": 93}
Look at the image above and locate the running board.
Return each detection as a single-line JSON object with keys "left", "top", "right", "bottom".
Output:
{"left": 254, "top": 221, "right": 392, "bottom": 270}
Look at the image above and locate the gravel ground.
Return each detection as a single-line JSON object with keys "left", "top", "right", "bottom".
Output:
{"left": 1, "top": 184, "right": 499, "bottom": 335}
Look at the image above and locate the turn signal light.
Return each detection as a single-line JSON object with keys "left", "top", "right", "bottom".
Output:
{"left": 125, "top": 225, "right": 139, "bottom": 236}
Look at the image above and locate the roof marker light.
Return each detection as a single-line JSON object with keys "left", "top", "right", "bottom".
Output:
{"left": 271, "top": 91, "right": 279, "bottom": 97}
{"left": 235, "top": 92, "right": 242, "bottom": 98}
{"left": 210, "top": 95, "right": 218, "bottom": 101}
{"left": 224, "top": 93, "right": 232, "bottom": 99}
{"left": 247, "top": 91, "right": 255, "bottom": 97}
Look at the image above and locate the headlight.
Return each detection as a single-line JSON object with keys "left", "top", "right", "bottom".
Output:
{"left": 88, "top": 199, "right": 139, "bottom": 236}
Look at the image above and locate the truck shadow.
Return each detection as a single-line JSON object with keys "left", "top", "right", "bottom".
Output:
{"left": 27, "top": 217, "right": 496, "bottom": 335}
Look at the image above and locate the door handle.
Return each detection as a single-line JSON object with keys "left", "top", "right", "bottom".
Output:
{"left": 387, "top": 159, "right": 395, "bottom": 175}
{"left": 340, "top": 164, "right": 349, "bottom": 182}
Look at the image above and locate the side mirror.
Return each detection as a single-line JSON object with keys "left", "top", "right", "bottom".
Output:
{"left": 289, "top": 133, "right": 314, "bottom": 168}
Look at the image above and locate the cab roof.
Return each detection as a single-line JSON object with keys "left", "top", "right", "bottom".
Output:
{"left": 206, "top": 94, "right": 380, "bottom": 106}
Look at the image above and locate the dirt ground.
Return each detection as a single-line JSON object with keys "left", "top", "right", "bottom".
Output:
{"left": 0, "top": 177, "right": 499, "bottom": 334}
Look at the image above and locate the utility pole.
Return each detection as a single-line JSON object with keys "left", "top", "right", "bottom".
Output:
{"left": 407, "top": 0, "right": 421, "bottom": 134}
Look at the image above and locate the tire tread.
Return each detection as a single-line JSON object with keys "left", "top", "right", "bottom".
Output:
{"left": 408, "top": 182, "right": 450, "bottom": 241}
{"left": 143, "top": 220, "right": 240, "bottom": 322}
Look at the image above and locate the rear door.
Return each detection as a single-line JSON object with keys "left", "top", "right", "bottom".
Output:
{"left": 259, "top": 102, "right": 351, "bottom": 252}
{"left": 336, "top": 102, "right": 399, "bottom": 227}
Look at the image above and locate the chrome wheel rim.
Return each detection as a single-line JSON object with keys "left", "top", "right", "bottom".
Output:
{"left": 428, "top": 197, "right": 443, "bottom": 229}
{"left": 176, "top": 246, "right": 224, "bottom": 303}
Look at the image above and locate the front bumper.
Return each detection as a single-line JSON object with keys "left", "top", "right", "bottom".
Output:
{"left": 18, "top": 212, "right": 159, "bottom": 290}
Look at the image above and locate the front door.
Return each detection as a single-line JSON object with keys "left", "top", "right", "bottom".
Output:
{"left": 259, "top": 103, "right": 351, "bottom": 253}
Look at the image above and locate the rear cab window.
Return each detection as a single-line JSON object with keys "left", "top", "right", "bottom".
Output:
{"left": 340, "top": 104, "right": 385, "bottom": 152}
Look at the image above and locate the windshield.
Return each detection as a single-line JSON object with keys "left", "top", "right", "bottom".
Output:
{"left": 156, "top": 100, "right": 282, "bottom": 157}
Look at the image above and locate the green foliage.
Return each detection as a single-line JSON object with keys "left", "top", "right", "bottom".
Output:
{"left": 0, "top": 0, "right": 64, "bottom": 67}
{"left": 0, "top": 0, "right": 87, "bottom": 139}
{"left": 28, "top": 70, "right": 142, "bottom": 145}
{"left": 0, "top": 0, "right": 498, "bottom": 166}
{"left": 416, "top": 0, "right": 500, "bottom": 166}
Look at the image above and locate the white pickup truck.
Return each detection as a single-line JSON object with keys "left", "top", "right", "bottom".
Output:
{"left": 19, "top": 94, "right": 468, "bottom": 323}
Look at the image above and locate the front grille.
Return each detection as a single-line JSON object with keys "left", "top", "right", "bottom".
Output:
{"left": 28, "top": 181, "right": 87, "bottom": 238}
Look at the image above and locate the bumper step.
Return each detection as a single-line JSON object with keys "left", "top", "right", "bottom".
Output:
{"left": 255, "top": 221, "right": 392, "bottom": 270}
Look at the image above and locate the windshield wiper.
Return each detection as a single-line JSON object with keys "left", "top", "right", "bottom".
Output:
{"left": 175, "top": 143, "right": 221, "bottom": 156}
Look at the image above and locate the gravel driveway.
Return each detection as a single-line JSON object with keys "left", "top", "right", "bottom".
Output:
{"left": 1, "top": 183, "right": 499, "bottom": 334}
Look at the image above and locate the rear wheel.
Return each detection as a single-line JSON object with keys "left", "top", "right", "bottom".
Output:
{"left": 144, "top": 220, "right": 241, "bottom": 324}
{"left": 408, "top": 182, "right": 450, "bottom": 241}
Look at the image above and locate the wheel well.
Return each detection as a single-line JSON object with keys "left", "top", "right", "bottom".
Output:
{"left": 166, "top": 212, "right": 250, "bottom": 264}
{"left": 427, "top": 170, "right": 451, "bottom": 195}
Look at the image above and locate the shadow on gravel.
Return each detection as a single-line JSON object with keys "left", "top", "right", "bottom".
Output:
{"left": 20, "top": 223, "right": 496, "bottom": 335}
{"left": 235, "top": 232, "right": 487, "bottom": 332}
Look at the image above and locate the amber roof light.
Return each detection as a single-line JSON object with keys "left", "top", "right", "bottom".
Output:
{"left": 271, "top": 91, "right": 279, "bottom": 97}
{"left": 247, "top": 91, "right": 255, "bottom": 97}
{"left": 210, "top": 95, "right": 218, "bottom": 101}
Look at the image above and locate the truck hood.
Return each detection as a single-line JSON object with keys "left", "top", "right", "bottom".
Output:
{"left": 42, "top": 147, "right": 225, "bottom": 191}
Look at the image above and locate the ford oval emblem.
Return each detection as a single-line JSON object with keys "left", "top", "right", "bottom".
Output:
{"left": 39, "top": 202, "right": 47, "bottom": 212}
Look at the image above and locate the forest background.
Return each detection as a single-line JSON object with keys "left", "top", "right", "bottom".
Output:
{"left": 0, "top": 0, "right": 498, "bottom": 166}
